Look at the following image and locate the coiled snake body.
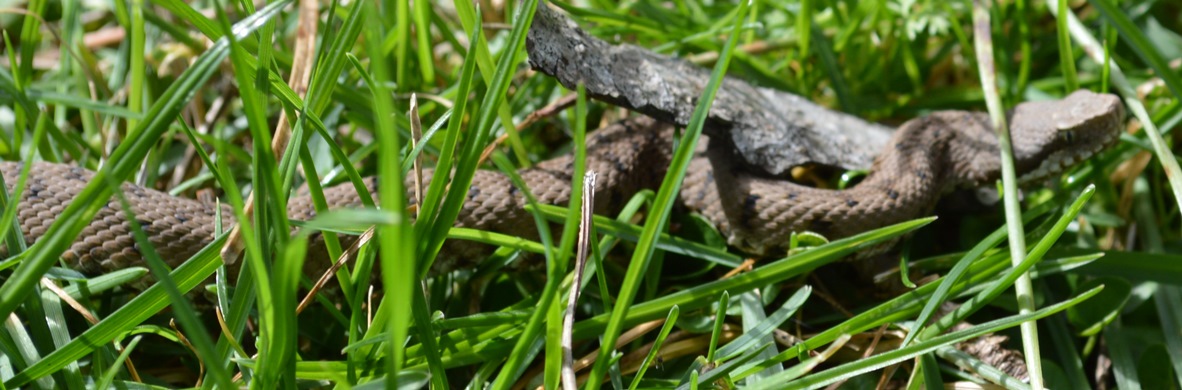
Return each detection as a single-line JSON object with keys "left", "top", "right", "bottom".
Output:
{"left": 0, "top": 91, "right": 1123, "bottom": 278}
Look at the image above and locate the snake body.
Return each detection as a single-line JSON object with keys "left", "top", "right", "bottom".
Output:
{"left": 0, "top": 91, "right": 1122, "bottom": 279}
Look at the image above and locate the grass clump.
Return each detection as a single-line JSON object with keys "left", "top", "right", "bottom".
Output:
{"left": 1, "top": 0, "right": 1180, "bottom": 389}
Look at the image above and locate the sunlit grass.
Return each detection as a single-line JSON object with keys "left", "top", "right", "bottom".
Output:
{"left": 0, "top": 0, "right": 1178, "bottom": 389}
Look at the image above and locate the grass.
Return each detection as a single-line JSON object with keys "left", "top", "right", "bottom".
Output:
{"left": 0, "top": 0, "right": 1180, "bottom": 388}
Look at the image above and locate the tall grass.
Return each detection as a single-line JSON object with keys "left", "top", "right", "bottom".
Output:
{"left": 0, "top": 0, "right": 1178, "bottom": 389}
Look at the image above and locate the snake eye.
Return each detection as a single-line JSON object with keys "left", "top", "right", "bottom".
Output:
{"left": 1061, "top": 130, "right": 1075, "bottom": 143}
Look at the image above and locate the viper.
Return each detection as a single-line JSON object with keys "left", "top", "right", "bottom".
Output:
{"left": 0, "top": 90, "right": 1123, "bottom": 279}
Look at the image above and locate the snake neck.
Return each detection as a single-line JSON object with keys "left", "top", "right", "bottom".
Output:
{"left": 876, "top": 111, "right": 1004, "bottom": 188}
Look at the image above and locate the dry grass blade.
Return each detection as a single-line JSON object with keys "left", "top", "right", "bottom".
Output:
{"left": 218, "top": 0, "right": 318, "bottom": 266}
{"left": 558, "top": 318, "right": 667, "bottom": 386}
{"left": 167, "top": 320, "right": 201, "bottom": 386}
{"left": 562, "top": 172, "right": 597, "bottom": 390}
{"left": 410, "top": 94, "right": 425, "bottom": 211}
{"left": 296, "top": 226, "right": 375, "bottom": 314}
{"left": 479, "top": 93, "right": 579, "bottom": 165}
{"left": 40, "top": 278, "right": 144, "bottom": 382}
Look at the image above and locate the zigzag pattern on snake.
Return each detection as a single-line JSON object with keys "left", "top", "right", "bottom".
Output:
{"left": 0, "top": 90, "right": 1123, "bottom": 282}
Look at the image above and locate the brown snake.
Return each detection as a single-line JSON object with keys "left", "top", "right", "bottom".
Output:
{"left": 0, "top": 90, "right": 1122, "bottom": 280}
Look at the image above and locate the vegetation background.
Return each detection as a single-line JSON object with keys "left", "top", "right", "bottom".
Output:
{"left": 0, "top": 0, "right": 1180, "bottom": 388}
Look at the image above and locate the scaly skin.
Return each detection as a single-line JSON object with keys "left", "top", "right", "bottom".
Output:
{"left": 0, "top": 90, "right": 1123, "bottom": 282}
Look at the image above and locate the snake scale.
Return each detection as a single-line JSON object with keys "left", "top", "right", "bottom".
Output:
{"left": 0, "top": 90, "right": 1122, "bottom": 282}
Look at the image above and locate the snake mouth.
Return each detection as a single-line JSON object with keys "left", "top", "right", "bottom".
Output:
{"left": 1018, "top": 125, "right": 1121, "bottom": 183}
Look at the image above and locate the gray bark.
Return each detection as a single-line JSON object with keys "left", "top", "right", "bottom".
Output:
{"left": 525, "top": 4, "right": 894, "bottom": 174}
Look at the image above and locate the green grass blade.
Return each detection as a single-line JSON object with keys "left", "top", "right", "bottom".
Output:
{"left": 1104, "top": 316, "right": 1141, "bottom": 388}
{"left": 1040, "top": 287, "right": 1091, "bottom": 389}
{"left": 584, "top": 1, "right": 751, "bottom": 385}
{"left": 901, "top": 222, "right": 1007, "bottom": 347}
{"left": 679, "top": 343, "right": 769, "bottom": 389}
{"left": 93, "top": 336, "right": 140, "bottom": 390}
{"left": 706, "top": 291, "right": 730, "bottom": 363}
{"left": 931, "top": 346, "right": 1019, "bottom": 388}
{"left": 214, "top": 2, "right": 292, "bottom": 384}
{"left": 391, "top": 0, "right": 411, "bottom": 88}
{"left": 55, "top": 268, "right": 149, "bottom": 298}
{"left": 1154, "top": 286, "right": 1182, "bottom": 387}
{"left": 445, "top": 227, "right": 545, "bottom": 253}
{"left": 972, "top": 2, "right": 1044, "bottom": 385}
{"left": 486, "top": 148, "right": 563, "bottom": 386}
{"left": 0, "top": 112, "right": 49, "bottom": 259}
{"left": 413, "top": 6, "right": 483, "bottom": 272}
{"left": 530, "top": 204, "right": 743, "bottom": 267}
{"left": 797, "top": 0, "right": 813, "bottom": 57}
{"left": 93, "top": 335, "right": 141, "bottom": 387}
{"left": 2, "top": 310, "right": 46, "bottom": 387}
{"left": 449, "top": 0, "right": 530, "bottom": 164}
{"left": 628, "top": 306, "right": 680, "bottom": 390}
{"left": 105, "top": 181, "right": 235, "bottom": 388}
{"left": 149, "top": 0, "right": 222, "bottom": 41}
{"left": 412, "top": 0, "right": 435, "bottom": 83}
{"left": 1055, "top": 0, "right": 1079, "bottom": 92}
{"left": 358, "top": 0, "right": 418, "bottom": 382}
{"left": 126, "top": 0, "right": 145, "bottom": 134}
{"left": 15, "top": 0, "right": 45, "bottom": 89}
{"left": 22, "top": 90, "right": 143, "bottom": 119}
{"left": 718, "top": 287, "right": 811, "bottom": 362}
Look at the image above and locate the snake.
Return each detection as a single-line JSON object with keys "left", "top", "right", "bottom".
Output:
{"left": 0, "top": 90, "right": 1123, "bottom": 282}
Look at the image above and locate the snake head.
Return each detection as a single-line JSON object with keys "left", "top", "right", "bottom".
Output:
{"left": 1010, "top": 90, "right": 1125, "bottom": 183}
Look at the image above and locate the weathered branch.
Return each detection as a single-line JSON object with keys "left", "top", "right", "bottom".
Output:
{"left": 525, "top": 4, "right": 894, "bottom": 174}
